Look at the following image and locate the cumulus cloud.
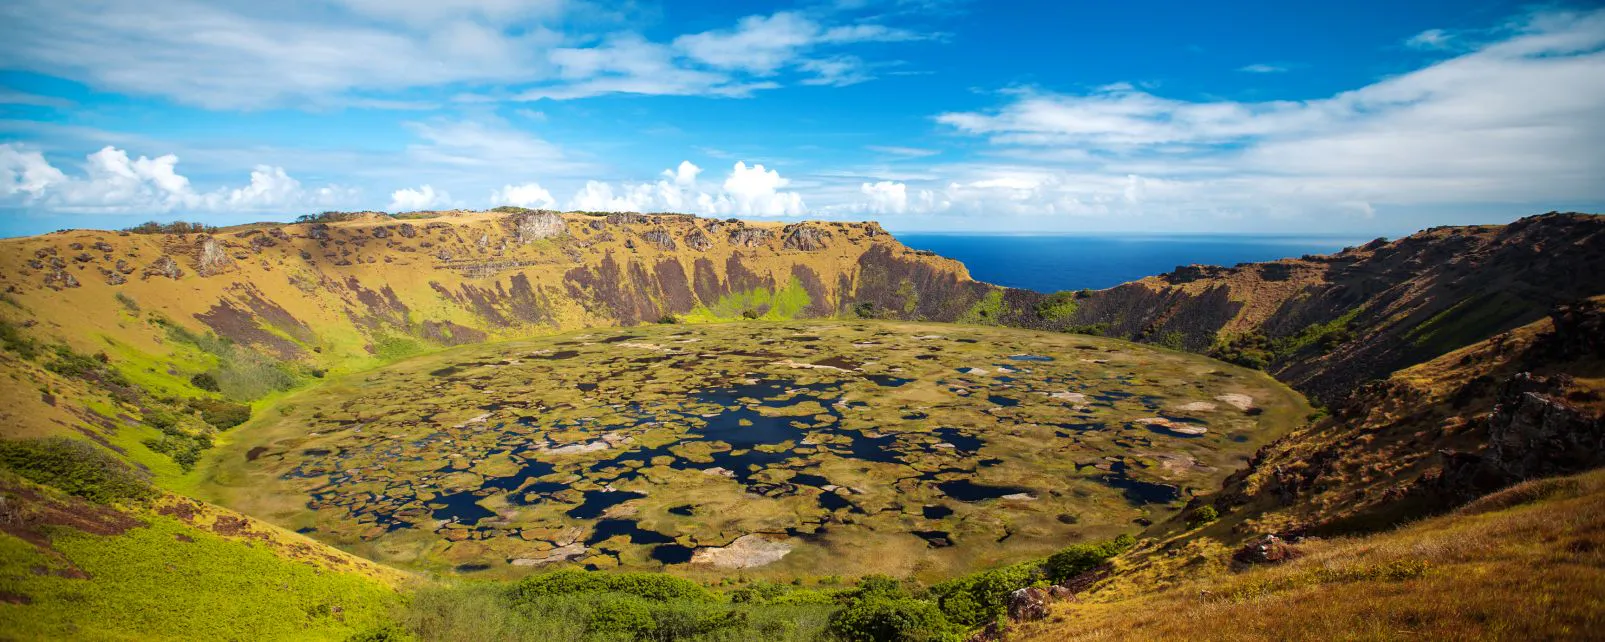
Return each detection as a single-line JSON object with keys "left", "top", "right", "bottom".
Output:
{"left": 931, "top": 9, "right": 1605, "bottom": 217}
{"left": 564, "top": 160, "right": 805, "bottom": 216}
{"left": 389, "top": 185, "right": 450, "bottom": 211}
{"left": 0, "top": 143, "right": 355, "bottom": 214}
{"left": 491, "top": 182, "right": 556, "bottom": 208}
{"left": 860, "top": 181, "right": 909, "bottom": 214}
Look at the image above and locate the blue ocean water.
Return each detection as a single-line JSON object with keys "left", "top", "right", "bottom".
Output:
{"left": 894, "top": 234, "right": 1368, "bottom": 293}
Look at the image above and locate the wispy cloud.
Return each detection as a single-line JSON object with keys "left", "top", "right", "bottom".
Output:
{"left": 1237, "top": 63, "right": 1287, "bottom": 73}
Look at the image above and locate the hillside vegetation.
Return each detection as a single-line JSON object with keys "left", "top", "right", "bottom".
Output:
{"left": 0, "top": 210, "right": 1602, "bottom": 641}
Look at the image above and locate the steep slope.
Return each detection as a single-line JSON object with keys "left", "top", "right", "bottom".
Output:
{"left": 1034, "top": 213, "right": 1605, "bottom": 403}
{"left": 1013, "top": 468, "right": 1605, "bottom": 642}
{"left": 0, "top": 454, "right": 409, "bottom": 640}
{"left": 1005, "top": 297, "right": 1605, "bottom": 641}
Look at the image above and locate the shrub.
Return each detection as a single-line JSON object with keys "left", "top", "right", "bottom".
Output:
{"left": 852, "top": 302, "right": 880, "bottom": 319}
{"left": 190, "top": 398, "right": 251, "bottom": 430}
{"left": 511, "top": 569, "right": 714, "bottom": 604}
{"left": 849, "top": 575, "right": 910, "bottom": 601}
{"left": 0, "top": 437, "right": 157, "bottom": 504}
{"left": 656, "top": 314, "right": 679, "bottom": 324}
{"left": 930, "top": 560, "right": 1043, "bottom": 626}
{"left": 1035, "top": 291, "right": 1080, "bottom": 322}
{"left": 828, "top": 598, "right": 960, "bottom": 642}
{"left": 741, "top": 308, "right": 762, "bottom": 320}
{"left": 114, "top": 292, "right": 141, "bottom": 312}
{"left": 0, "top": 319, "right": 39, "bottom": 359}
{"left": 730, "top": 581, "right": 791, "bottom": 604}
{"left": 1044, "top": 534, "right": 1137, "bottom": 583}
{"left": 1188, "top": 505, "right": 1220, "bottom": 528}
{"left": 190, "top": 372, "right": 221, "bottom": 392}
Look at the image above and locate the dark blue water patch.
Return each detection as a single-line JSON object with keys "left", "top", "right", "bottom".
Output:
{"left": 577, "top": 382, "right": 597, "bottom": 392}
{"left": 566, "top": 489, "right": 648, "bottom": 519}
{"left": 922, "top": 505, "right": 954, "bottom": 519}
{"left": 1098, "top": 463, "right": 1182, "bottom": 505}
{"left": 1056, "top": 422, "right": 1105, "bottom": 432}
{"left": 913, "top": 531, "right": 954, "bottom": 547}
{"left": 987, "top": 395, "right": 1019, "bottom": 407}
{"left": 529, "top": 350, "right": 580, "bottom": 360}
{"left": 1008, "top": 354, "right": 1055, "bottom": 362}
{"left": 599, "top": 335, "right": 641, "bottom": 343}
{"left": 455, "top": 563, "right": 492, "bottom": 572}
{"left": 817, "top": 490, "right": 855, "bottom": 512}
{"left": 1230, "top": 433, "right": 1250, "bottom": 443}
{"left": 915, "top": 354, "right": 938, "bottom": 360}
{"left": 956, "top": 338, "right": 979, "bottom": 344}
{"left": 977, "top": 458, "right": 1003, "bottom": 467}
{"left": 667, "top": 504, "right": 695, "bottom": 516}
{"left": 995, "top": 376, "right": 1016, "bottom": 383}
{"left": 790, "top": 473, "right": 830, "bottom": 487}
{"left": 587, "top": 518, "right": 675, "bottom": 546}
{"left": 933, "top": 427, "right": 984, "bottom": 453}
{"left": 651, "top": 544, "right": 696, "bottom": 564}
{"left": 429, "top": 366, "right": 462, "bottom": 377}
{"left": 938, "top": 479, "right": 1032, "bottom": 502}
{"left": 901, "top": 411, "right": 928, "bottom": 420}
{"left": 295, "top": 526, "right": 318, "bottom": 534}
{"left": 826, "top": 429, "right": 902, "bottom": 464}
{"left": 689, "top": 406, "right": 808, "bottom": 449}
{"left": 865, "top": 374, "right": 913, "bottom": 387}
{"left": 1093, "top": 390, "right": 1134, "bottom": 403}
{"left": 430, "top": 490, "right": 497, "bottom": 525}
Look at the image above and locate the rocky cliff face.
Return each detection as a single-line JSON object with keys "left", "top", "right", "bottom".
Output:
{"left": 1037, "top": 213, "right": 1605, "bottom": 404}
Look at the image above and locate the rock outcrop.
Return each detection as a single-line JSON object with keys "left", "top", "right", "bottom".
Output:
{"left": 509, "top": 211, "right": 566, "bottom": 243}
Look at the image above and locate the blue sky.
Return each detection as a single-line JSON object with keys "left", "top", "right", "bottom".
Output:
{"left": 1, "top": 0, "right": 1603, "bottom": 237}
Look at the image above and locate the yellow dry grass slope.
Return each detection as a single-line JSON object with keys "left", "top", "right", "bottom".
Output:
{"left": 1014, "top": 469, "right": 1605, "bottom": 641}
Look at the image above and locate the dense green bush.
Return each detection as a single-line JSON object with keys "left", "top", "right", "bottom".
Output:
{"left": 1044, "top": 534, "right": 1136, "bottom": 583}
{"left": 1188, "top": 505, "right": 1220, "bottom": 528}
{"left": 827, "top": 597, "right": 960, "bottom": 642}
{"left": 190, "top": 372, "right": 221, "bottom": 392}
{"left": 190, "top": 398, "right": 251, "bottom": 430}
{"left": 1035, "top": 291, "right": 1080, "bottom": 322}
{"left": 929, "top": 560, "right": 1043, "bottom": 627}
{"left": 511, "top": 569, "right": 715, "bottom": 604}
{"left": 0, "top": 437, "right": 157, "bottom": 504}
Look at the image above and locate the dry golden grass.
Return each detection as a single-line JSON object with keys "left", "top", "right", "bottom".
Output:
{"left": 1014, "top": 469, "right": 1605, "bottom": 641}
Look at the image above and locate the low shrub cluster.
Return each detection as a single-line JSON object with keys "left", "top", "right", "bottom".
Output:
{"left": 123, "top": 221, "right": 218, "bottom": 235}
{"left": 0, "top": 437, "right": 157, "bottom": 504}
{"left": 354, "top": 535, "right": 1140, "bottom": 641}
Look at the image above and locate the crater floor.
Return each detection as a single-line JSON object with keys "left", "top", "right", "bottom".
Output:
{"left": 203, "top": 321, "right": 1308, "bottom": 580}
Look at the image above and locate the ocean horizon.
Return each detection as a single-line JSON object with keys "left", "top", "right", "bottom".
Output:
{"left": 894, "top": 232, "right": 1370, "bottom": 293}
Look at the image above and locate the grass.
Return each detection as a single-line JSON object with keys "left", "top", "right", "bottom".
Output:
{"left": 683, "top": 277, "right": 814, "bottom": 322}
{"left": 0, "top": 487, "right": 400, "bottom": 641}
{"left": 1012, "top": 469, "right": 1605, "bottom": 641}
{"left": 958, "top": 289, "right": 1004, "bottom": 325}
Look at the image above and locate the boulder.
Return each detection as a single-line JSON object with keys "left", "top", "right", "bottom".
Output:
{"left": 782, "top": 224, "right": 831, "bottom": 251}
{"left": 729, "top": 227, "right": 771, "bottom": 247}
{"left": 196, "top": 237, "right": 232, "bottom": 276}
{"left": 684, "top": 228, "right": 713, "bottom": 251}
{"left": 143, "top": 256, "right": 184, "bottom": 280}
{"left": 1231, "top": 534, "right": 1302, "bottom": 567}
{"left": 1006, "top": 587, "right": 1049, "bottom": 622}
{"left": 509, "top": 211, "right": 566, "bottom": 243}
{"left": 640, "top": 228, "right": 677, "bottom": 250}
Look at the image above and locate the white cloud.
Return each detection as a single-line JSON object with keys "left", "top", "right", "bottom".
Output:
{"left": 1406, "top": 28, "right": 1454, "bottom": 50}
{"left": 932, "top": 9, "right": 1605, "bottom": 215}
{"left": 675, "top": 12, "right": 821, "bottom": 74}
{"left": 799, "top": 56, "right": 874, "bottom": 87}
{"left": 0, "top": 143, "right": 356, "bottom": 214}
{"left": 1238, "top": 63, "right": 1287, "bottom": 73}
{"left": 389, "top": 184, "right": 450, "bottom": 211}
{"left": 866, "top": 145, "right": 941, "bottom": 158}
{"left": 0, "top": 2, "right": 936, "bottom": 108}
{"left": 564, "top": 160, "right": 805, "bottom": 216}
{"left": 491, "top": 182, "right": 556, "bottom": 208}
{"left": 860, "top": 181, "right": 909, "bottom": 214}
{"left": 717, "top": 161, "right": 806, "bottom": 216}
